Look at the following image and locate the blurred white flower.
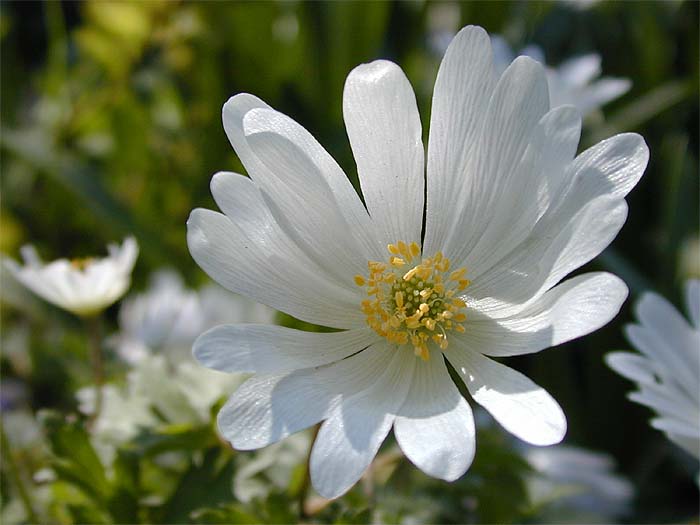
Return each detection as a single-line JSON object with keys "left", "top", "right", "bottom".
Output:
{"left": 77, "top": 355, "right": 245, "bottom": 463}
{"left": 524, "top": 445, "right": 633, "bottom": 523}
{"left": 233, "top": 431, "right": 311, "bottom": 503}
{"left": 606, "top": 281, "right": 700, "bottom": 461}
{"left": 79, "top": 270, "right": 275, "bottom": 462}
{"left": 188, "top": 25, "right": 647, "bottom": 498}
{"left": 4, "top": 237, "right": 138, "bottom": 317}
{"left": 2, "top": 411, "right": 43, "bottom": 449}
{"left": 111, "top": 269, "right": 276, "bottom": 364}
{"left": 491, "top": 36, "right": 631, "bottom": 117}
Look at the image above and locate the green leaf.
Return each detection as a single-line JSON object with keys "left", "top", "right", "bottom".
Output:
{"left": 38, "top": 410, "right": 110, "bottom": 504}
{"left": 162, "top": 447, "right": 235, "bottom": 523}
{"left": 106, "top": 449, "right": 140, "bottom": 524}
{"left": 190, "top": 504, "right": 260, "bottom": 524}
{"left": 131, "top": 423, "right": 218, "bottom": 458}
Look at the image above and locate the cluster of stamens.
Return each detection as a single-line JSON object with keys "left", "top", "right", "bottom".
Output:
{"left": 70, "top": 258, "right": 94, "bottom": 271}
{"left": 354, "top": 241, "right": 470, "bottom": 361}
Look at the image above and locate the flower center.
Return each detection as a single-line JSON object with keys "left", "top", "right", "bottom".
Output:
{"left": 70, "top": 257, "right": 94, "bottom": 271}
{"left": 355, "top": 241, "right": 470, "bottom": 361}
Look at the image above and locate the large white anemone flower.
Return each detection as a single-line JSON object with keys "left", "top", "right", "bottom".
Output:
{"left": 606, "top": 281, "right": 700, "bottom": 462}
{"left": 491, "top": 36, "right": 631, "bottom": 117}
{"left": 188, "top": 25, "right": 648, "bottom": 499}
{"left": 4, "top": 237, "right": 138, "bottom": 317}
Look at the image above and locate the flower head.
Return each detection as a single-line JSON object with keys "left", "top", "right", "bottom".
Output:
{"left": 606, "top": 280, "right": 700, "bottom": 462}
{"left": 4, "top": 237, "right": 138, "bottom": 317}
{"left": 491, "top": 36, "right": 631, "bottom": 117}
{"left": 188, "top": 25, "right": 648, "bottom": 498}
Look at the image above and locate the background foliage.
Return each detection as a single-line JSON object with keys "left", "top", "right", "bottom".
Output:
{"left": 1, "top": 1, "right": 698, "bottom": 524}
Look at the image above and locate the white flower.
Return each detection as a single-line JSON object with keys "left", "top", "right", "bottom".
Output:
{"left": 77, "top": 355, "right": 245, "bottom": 463}
{"left": 606, "top": 280, "right": 700, "bottom": 461}
{"left": 111, "top": 269, "right": 276, "bottom": 364}
{"left": 524, "top": 445, "right": 633, "bottom": 522}
{"left": 188, "top": 25, "right": 648, "bottom": 498}
{"left": 4, "top": 237, "right": 138, "bottom": 316}
{"left": 491, "top": 36, "right": 631, "bottom": 117}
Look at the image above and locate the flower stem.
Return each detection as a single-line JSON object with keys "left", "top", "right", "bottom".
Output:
{"left": 86, "top": 315, "right": 104, "bottom": 422}
{"left": 298, "top": 423, "right": 321, "bottom": 519}
{"left": 0, "top": 421, "right": 39, "bottom": 523}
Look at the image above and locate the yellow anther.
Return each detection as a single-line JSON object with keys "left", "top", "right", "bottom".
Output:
{"left": 409, "top": 242, "right": 421, "bottom": 258}
{"left": 388, "top": 244, "right": 400, "bottom": 255}
{"left": 390, "top": 256, "right": 406, "bottom": 267}
{"left": 403, "top": 267, "right": 419, "bottom": 282}
{"left": 354, "top": 275, "right": 366, "bottom": 286}
{"left": 452, "top": 298, "right": 466, "bottom": 308}
{"left": 449, "top": 268, "right": 467, "bottom": 281}
{"left": 395, "top": 291, "right": 404, "bottom": 308}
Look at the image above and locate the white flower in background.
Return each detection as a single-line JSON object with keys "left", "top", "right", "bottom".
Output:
{"left": 77, "top": 356, "right": 245, "bottom": 463}
{"left": 233, "top": 431, "right": 311, "bottom": 503}
{"left": 111, "top": 269, "right": 276, "bottom": 364}
{"left": 4, "top": 237, "right": 138, "bottom": 316}
{"left": 524, "top": 445, "right": 633, "bottom": 523}
{"left": 79, "top": 269, "right": 275, "bottom": 461}
{"left": 188, "top": 25, "right": 648, "bottom": 499}
{"left": 491, "top": 36, "right": 631, "bottom": 117}
{"left": 606, "top": 281, "right": 700, "bottom": 462}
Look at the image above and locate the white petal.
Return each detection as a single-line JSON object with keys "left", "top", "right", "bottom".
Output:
{"left": 310, "top": 343, "right": 415, "bottom": 499}
{"left": 218, "top": 342, "right": 395, "bottom": 450}
{"left": 686, "top": 279, "right": 700, "bottom": 328}
{"left": 559, "top": 133, "right": 648, "bottom": 207}
{"left": 464, "top": 105, "right": 581, "bottom": 275}
{"left": 558, "top": 54, "right": 601, "bottom": 87}
{"left": 221, "top": 93, "right": 273, "bottom": 178}
{"left": 573, "top": 78, "right": 631, "bottom": 116}
{"left": 210, "top": 171, "right": 346, "bottom": 287}
{"left": 629, "top": 387, "right": 697, "bottom": 428}
{"left": 468, "top": 195, "right": 628, "bottom": 317}
{"left": 447, "top": 346, "right": 566, "bottom": 445}
{"left": 424, "top": 26, "right": 496, "bottom": 255}
{"left": 468, "top": 132, "right": 646, "bottom": 314}
{"left": 194, "top": 325, "right": 377, "bottom": 374}
{"left": 605, "top": 352, "right": 658, "bottom": 386}
{"left": 343, "top": 60, "right": 424, "bottom": 246}
{"left": 394, "top": 355, "right": 475, "bottom": 481}
{"left": 462, "top": 272, "right": 627, "bottom": 357}
{"left": 628, "top": 294, "right": 697, "bottom": 396}
{"left": 440, "top": 55, "right": 550, "bottom": 268}
{"left": 222, "top": 96, "right": 380, "bottom": 266}
{"left": 650, "top": 417, "right": 699, "bottom": 441}
{"left": 242, "top": 109, "right": 370, "bottom": 281}
{"left": 218, "top": 371, "right": 329, "bottom": 450}
{"left": 186, "top": 208, "right": 364, "bottom": 329}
